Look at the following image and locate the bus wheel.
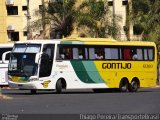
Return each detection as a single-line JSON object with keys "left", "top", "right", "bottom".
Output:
{"left": 31, "top": 89, "right": 37, "bottom": 94}
{"left": 129, "top": 80, "right": 139, "bottom": 92}
{"left": 56, "top": 80, "right": 62, "bottom": 93}
{"left": 119, "top": 79, "right": 129, "bottom": 92}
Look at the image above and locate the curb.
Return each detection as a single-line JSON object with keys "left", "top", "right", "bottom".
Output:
{"left": 0, "top": 95, "right": 12, "bottom": 100}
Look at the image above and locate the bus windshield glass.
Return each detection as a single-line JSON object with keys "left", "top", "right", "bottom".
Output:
{"left": 8, "top": 53, "right": 38, "bottom": 77}
{"left": 8, "top": 44, "right": 41, "bottom": 77}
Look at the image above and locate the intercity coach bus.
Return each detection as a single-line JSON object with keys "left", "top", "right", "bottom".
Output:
{"left": 5, "top": 38, "right": 157, "bottom": 93}
{"left": 0, "top": 44, "right": 13, "bottom": 87}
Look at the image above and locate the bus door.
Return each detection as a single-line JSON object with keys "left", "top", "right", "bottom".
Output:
{"left": 39, "top": 44, "right": 54, "bottom": 78}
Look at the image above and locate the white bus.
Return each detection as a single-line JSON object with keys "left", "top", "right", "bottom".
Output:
{"left": 0, "top": 44, "right": 13, "bottom": 87}
{"left": 6, "top": 38, "right": 157, "bottom": 93}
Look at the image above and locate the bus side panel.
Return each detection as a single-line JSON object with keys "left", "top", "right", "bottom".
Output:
{"left": 94, "top": 61, "right": 157, "bottom": 89}
{"left": 55, "top": 61, "right": 108, "bottom": 89}
{"left": 0, "top": 64, "right": 8, "bottom": 86}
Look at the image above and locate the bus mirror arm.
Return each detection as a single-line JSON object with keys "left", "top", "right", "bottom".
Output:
{"left": 2, "top": 51, "right": 11, "bottom": 64}
{"left": 35, "top": 52, "right": 43, "bottom": 64}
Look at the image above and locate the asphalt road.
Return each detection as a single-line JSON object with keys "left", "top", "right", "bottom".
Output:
{"left": 0, "top": 88, "right": 160, "bottom": 115}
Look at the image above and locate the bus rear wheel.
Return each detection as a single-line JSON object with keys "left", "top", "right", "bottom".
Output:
{"left": 119, "top": 79, "right": 129, "bottom": 92}
{"left": 129, "top": 80, "right": 139, "bottom": 92}
{"left": 56, "top": 80, "right": 62, "bottom": 93}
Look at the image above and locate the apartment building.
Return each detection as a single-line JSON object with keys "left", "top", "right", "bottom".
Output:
{"left": 75, "top": 0, "right": 133, "bottom": 40}
{"left": 0, "top": 0, "right": 7, "bottom": 43}
{"left": 0, "top": 0, "right": 135, "bottom": 43}
{"left": 67, "top": 0, "right": 133, "bottom": 40}
{"left": 108, "top": 0, "right": 133, "bottom": 40}
{"left": 0, "top": 0, "right": 45, "bottom": 43}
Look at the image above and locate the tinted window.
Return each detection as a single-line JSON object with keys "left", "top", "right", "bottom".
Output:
{"left": 105, "top": 48, "right": 119, "bottom": 60}
{"left": 7, "top": 6, "right": 18, "bottom": 15}
{"left": 56, "top": 45, "right": 154, "bottom": 61}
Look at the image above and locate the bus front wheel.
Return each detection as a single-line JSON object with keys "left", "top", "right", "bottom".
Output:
{"left": 119, "top": 79, "right": 129, "bottom": 92}
{"left": 56, "top": 80, "right": 62, "bottom": 93}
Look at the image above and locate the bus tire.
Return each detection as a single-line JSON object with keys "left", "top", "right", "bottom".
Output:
{"left": 56, "top": 79, "right": 62, "bottom": 93}
{"left": 129, "top": 80, "right": 139, "bottom": 92}
{"left": 119, "top": 79, "right": 129, "bottom": 92}
{"left": 31, "top": 89, "right": 37, "bottom": 94}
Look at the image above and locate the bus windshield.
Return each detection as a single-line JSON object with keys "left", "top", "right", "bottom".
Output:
{"left": 8, "top": 44, "right": 41, "bottom": 77}
{"left": 8, "top": 53, "right": 37, "bottom": 77}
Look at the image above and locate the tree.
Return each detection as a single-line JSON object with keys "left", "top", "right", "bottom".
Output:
{"left": 77, "top": 0, "right": 121, "bottom": 38}
{"left": 30, "top": 0, "right": 77, "bottom": 39}
{"left": 131, "top": 0, "right": 160, "bottom": 43}
{"left": 48, "top": 0, "right": 77, "bottom": 38}
{"left": 31, "top": 0, "right": 121, "bottom": 39}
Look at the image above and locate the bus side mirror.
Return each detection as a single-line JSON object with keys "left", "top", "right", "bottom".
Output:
{"left": 2, "top": 51, "right": 11, "bottom": 64}
{"left": 35, "top": 52, "right": 43, "bottom": 64}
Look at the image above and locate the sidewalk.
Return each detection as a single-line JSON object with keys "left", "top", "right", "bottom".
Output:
{"left": 156, "top": 85, "right": 160, "bottom": 88}
{"left": 0, "top": 94, "right": 12, "bottom": 99}
{"left": 0, "top": 88, "right": 12, "bottom": 99}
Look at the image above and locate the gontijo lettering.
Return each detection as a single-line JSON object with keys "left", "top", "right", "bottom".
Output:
{"left": 102, "top": 63, "right": 132, "bottom": 69}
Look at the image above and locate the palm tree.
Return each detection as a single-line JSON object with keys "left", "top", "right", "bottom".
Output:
{"left": 48, "top": 0, "right": 77, "bottom": 38}
{"left": 76, "top": 0, "right": 121, "bottom": 38}
{"left": 31, "top": 0, "right": 121, "bottom": 39}
{"left": 131, "top": 0, "right": 160, "bottom": 42}
{"left": 30, "top": 0, "right": 77, "bottom": 39}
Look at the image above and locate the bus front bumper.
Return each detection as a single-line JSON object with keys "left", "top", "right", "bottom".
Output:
{"left": 8, "top": 81, "right": 40, "bottom": 90}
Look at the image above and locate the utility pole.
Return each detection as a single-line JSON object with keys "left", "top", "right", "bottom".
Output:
{"left": 26, "top": 0, "right": 31, "bottom": 40}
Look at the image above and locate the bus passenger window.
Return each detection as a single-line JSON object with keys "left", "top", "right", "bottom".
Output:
{"left": 136, "top": 49, "right": 143, "bottom": 60}
{"left": 79, "top": 54, "right": 83, "bottom": 59}
{"left": 60, "top": 54, "right": 65, "bottom": 59}
{"left": 148, "top": 49, "right": 153, "bottom": 60}
{"left": 85, "top": 48, "right": 88, "bottom": 59}
{"left": 123, "top": 48, "right": 131, "bottom": 60}
{"left": 78, "top": 48, "right": 84, "bottom": 59}
{"left": 59, "top": 47, "right": 72, "bottom": 60}
{"left": 95, "top": 48, "right": 104, "bottom": 60}
{"left": 65, "top": 48, "right": 72, "bottom": 59}
{"left": 72, "top": 48, "right": 85, "bottom": 60}
{"left": 95, "top": 53, "right": 103, "bottom": 59}
{"left": 89, "top": 48, "right": 95, "bottom": 59}
{"left": 131, "top": 49, "right": 138, "bottom": 60}
{"left": 132, "top": 53, "right": 138, "bottom": 60}
{"left": 105, "top": 48, "right": 119, "bottom": 60}
{"left": 144, "top": 49, "right": 148, "bottom": 60}
{"left": 73, "top": 48, "right": 79, "bottom": 59}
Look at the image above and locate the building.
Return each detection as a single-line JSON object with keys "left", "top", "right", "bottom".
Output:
{"left": 65, "top": 0, "right": 135, "bottom": 41}
{"left": 0, "top": 0, "right": 46, "bottom": 43}
{"left": 0, "top": 0, "right": 7, "bottom": 43}
{"left": 108, "top": 0, "right": 140, "bottom": 40}
{"left": 75, "top": 0, "right": 134, "bottom": 41}
{"left": 0, "top": 0, "right": 138, "bottom": 43}
{"left": 108, "top": 0, "right": 132, "bottom": 40}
